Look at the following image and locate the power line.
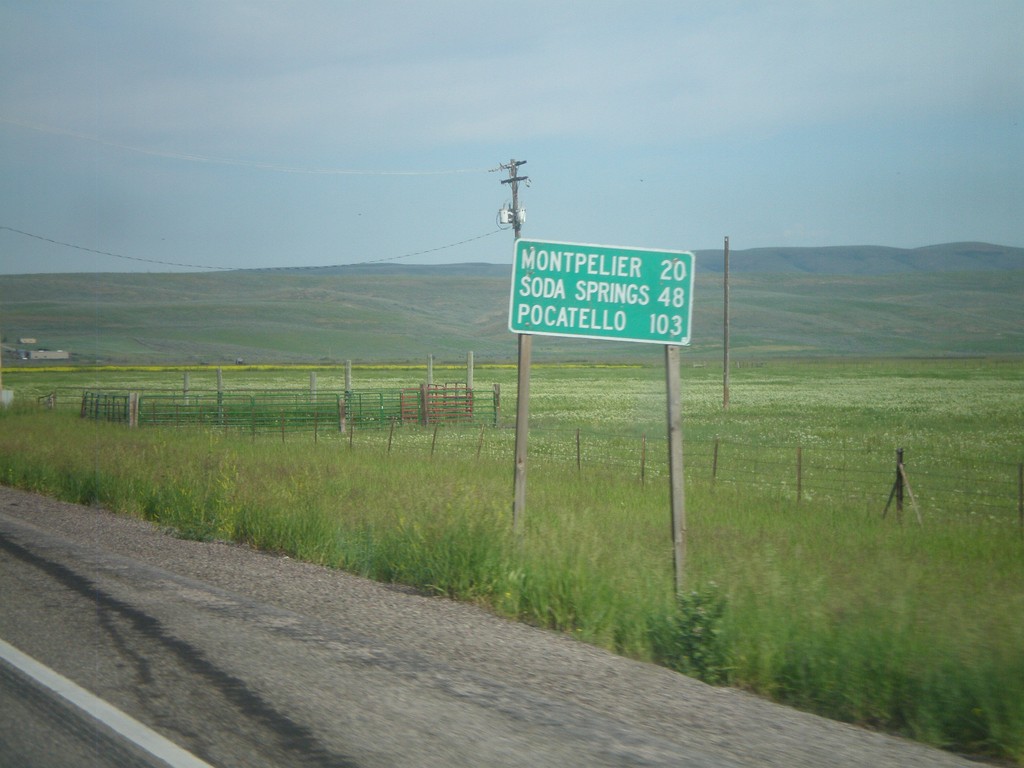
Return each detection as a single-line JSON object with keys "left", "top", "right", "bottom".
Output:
{"left": 0, "top": 117, "right": 490, "bottom": 176}
{"left": 265, "top": 229, "right": 504, "bottom": 271}
{"left": 0, "top": 226, "right": 231, "bottom": 271}
{"left": 0, "top": 225, "right": 504, "bottom": 272}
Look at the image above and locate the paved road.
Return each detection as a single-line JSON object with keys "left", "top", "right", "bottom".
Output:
{"left": 0, "top": 486, "right": 973, "bottom": 767}
{"left": 1, "top": 656, "right": 179, "bottom": 768}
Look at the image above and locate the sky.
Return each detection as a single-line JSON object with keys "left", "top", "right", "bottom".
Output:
{"left": 1, "top": 0, "right": 1022, "bottom": 274}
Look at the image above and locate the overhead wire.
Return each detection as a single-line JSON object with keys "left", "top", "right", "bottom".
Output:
{"left": 250, "top": 228, "right": 505, "bottom": 271}
{"left": 0, "top": 225, "right": 505, "bottom": 272}
{"left": 0, "top": 226, "right": 231, "bottom": 271}
{"left": 0, "top": 117, "right": 510, "bottom": 271}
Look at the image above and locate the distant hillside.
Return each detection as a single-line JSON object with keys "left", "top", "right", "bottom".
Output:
{"left": 264, "top": 242, "right": 1024, "bottom": 277}
{"left": 693, "top": 242, "right": 1024, "bottom": 274}
{"left": 270, "top": 262, "right": 512, "bottom": 278}
{"left": 1, "top": 243, "right": 1022, "bottom": 364}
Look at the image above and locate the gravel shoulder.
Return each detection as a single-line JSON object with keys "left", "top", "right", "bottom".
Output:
{"left": 0, "top": 485, "right": 978, "bottom": 767}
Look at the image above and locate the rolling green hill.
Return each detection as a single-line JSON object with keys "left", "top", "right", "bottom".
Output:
{"left": 694, "top": 241, "right": 1024, "bottom": 274}
{"left": 1, "top": 243, "right": 1022, "bottom": 364}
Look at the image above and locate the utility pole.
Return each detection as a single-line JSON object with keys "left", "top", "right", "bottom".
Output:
{"left": 500, "top": 159, "right": 528, "bottom": 238}
{"left": 723, "top": 235, "right": 730, "bottom": 410}
{"left": 0, "top": 321, "right": 9, "bottom": 408}
{"left": 500, "top": 159, "right": 530, "bottom": 532}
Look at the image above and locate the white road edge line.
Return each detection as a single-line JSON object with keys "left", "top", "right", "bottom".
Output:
{"left": 0, "top": 637, "right": 215, "bottom": 768}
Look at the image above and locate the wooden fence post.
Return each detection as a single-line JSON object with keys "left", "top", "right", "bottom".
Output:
{"left": 884, "top": 448, "right": 905, "bottom": 522}
{"left": 797, "top": 446, "right": 802, "bottom": 502}
{"left": 883, "top": 448, "right": 922, "bottom": 525}
{"left": 217, "top": 367, "right": 224, "bottom": 426}
{"left": 431, "top": 423, "right": 439, "bottom": 457}
{"left": 1018, "top": 462, "right": 1022, "bottom": 539}
{"left": 899, "top": 460, "right": 923, "bottom": 525}
{"left": 897, "top": 449, "right": 904, "bottom": 518}
{"left": 641, "top": 434, "right": 647, "bottom": 486}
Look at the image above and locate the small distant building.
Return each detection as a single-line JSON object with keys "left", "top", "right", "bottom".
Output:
{"left": 19, "top": 337, "right": 37, "bottom": 344}
{"left": 28, "top": 350, "right": 70, "bottom": 360}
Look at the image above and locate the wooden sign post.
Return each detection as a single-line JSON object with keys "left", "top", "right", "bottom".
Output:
{"left": 664, "top": 345, "right": 686, "bottom": 593}
{"left": 512, "top": 333, "right": 531, "bottom": 534}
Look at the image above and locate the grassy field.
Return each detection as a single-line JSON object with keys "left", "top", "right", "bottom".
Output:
{"left": 1, "top": 358, "right": 1023, "bottom": 763}
{"left": 3, "top": 265, "right": 1023, "bottom": 363}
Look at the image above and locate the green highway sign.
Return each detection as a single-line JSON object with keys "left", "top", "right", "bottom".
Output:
{"left": 508, "top": 239, "right": 695, "bottom": 345}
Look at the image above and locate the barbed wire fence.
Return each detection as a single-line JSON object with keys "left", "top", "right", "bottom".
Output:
{"left": 43, "top": 385, "right": 1024, "bottom": 532}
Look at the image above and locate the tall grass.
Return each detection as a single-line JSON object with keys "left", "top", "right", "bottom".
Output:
{"left": 1, "top": 360, "right": 1022, "bottom": 763}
